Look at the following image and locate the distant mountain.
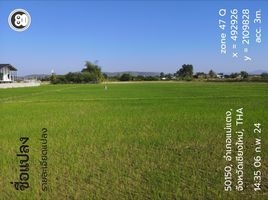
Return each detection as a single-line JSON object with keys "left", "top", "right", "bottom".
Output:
{"left": 17, "top": 74, "right": 49, "bottom": 80}
{"left": 21, "top": 72, "right": 161, "bottom": 79}
{"left": 21, "top": 69, "right": 268, "bottom": 79}
{"left": 249, "top": 69, "right": 268, "bottom": 75}
{"left": 104, "top": 71, "right": 160, "bottom": 77}
{"left": 25, "top": 74, "right": 49, "bottom": 78}
{"left": 23, "top": 74, "right": 49, "bottom": 79}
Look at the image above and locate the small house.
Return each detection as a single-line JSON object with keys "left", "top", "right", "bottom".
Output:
{"left": 217, "top": 73, "right": 224, "bottom": 79}
{"left": 0, "top": 64, "right": 17, "bottom": 82}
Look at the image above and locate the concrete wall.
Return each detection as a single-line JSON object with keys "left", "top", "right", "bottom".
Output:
{"left": 0, "top": 82, "right": 41, "bottom": 89}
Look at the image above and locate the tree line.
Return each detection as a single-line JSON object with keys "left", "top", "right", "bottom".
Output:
{"left": 50, "top": 61, "right": 104, "bottom": 84}
{"left": 49, "top": 62, "right": 268, "bottom": 84}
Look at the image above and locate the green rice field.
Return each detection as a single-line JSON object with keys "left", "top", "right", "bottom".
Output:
{"left": 0, "top": 82, "right": 267, "bottom": 199}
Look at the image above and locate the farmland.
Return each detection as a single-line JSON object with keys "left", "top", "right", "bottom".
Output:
{"left": 0, "top": 82, "right": 267, "bottom": 199}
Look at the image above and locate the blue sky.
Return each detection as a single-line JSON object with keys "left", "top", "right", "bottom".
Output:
{"left": 0, "top": 0, "right": 267, "bottom": 75}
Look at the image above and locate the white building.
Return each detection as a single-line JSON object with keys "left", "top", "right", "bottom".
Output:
{"left": 217, "top": 74, "right": 224, "bottom": 79}
{"left": 0, "top": 64, "right": 17, "bottom": 82}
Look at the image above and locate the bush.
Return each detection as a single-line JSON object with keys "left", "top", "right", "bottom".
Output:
{"left": 119, "top": 73, "right": 132, "bottom": 81}
{"left": 51, "top": 72, "right": 98, "bottom": 84}
{"left": 51, "top": 61, "right": 105, "bottom": 84}
{"left": 143, "top": 76, "right": 159, "bottom": 81}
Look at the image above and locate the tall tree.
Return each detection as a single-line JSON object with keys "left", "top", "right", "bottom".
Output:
{"left": 176, "top": 64, "right": 193, "bottom": 79}
{"left": 240, "top": 71, "right": 249, "bottom": 79}
{"left": 81, "top": 61, "right": 103, "bottom": 82}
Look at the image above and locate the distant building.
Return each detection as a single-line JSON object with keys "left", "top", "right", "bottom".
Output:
{"left": 217, "top": 73, "right": 224, "bottom": 79}
{"left": 0, "top": 64, "right": 17, "bottom": 82}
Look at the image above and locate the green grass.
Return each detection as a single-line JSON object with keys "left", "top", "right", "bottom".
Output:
{"left": 0, "top": 82, "right": 267, "bottom": 199}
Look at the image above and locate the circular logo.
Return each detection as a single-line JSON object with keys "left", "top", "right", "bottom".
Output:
{"left": 8, "top": 9, "right": 31, "bottom": 32}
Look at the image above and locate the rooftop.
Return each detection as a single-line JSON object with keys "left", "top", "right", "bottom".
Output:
{"left": 0, "top": 64, "right": 17, "bottom": 71}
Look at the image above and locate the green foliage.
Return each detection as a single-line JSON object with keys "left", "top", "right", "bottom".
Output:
{"left": 119, "top": 73, "right": 133, "bottom": 81}
{"left": 82, "top": 61, "right": 104, "bottom": 82}
{"left": 41, "top": 76, "right": 51, "bottom": 81}
{"left": 194, "top": 72, "right": 207, "bottom": 79}
{"left": 261, "top": 73, "right": 268, "bottom": 80}
{"left": 114, "top": 74, "right": 160, "bottom": 81}
{"left": 102, "top": 73, "right": 108, "bottom": 79}
{"left": 50, "top": 73, "right": 57, "bottom": 83}
{"left": 51, "top": 61, "right": 104, "bottom": 84}
{"left": 143, "top": 76, "right": 159, "bottom": 81}
{"left": 240, "top": 71, "right": 249, "bottom": 79}
{"left": 176, "top": 64, "right": 193, "bottom": 79}
{"left": 165, "top": 73, "right": 173, "bottom": 80}
{"left": 134, "top": 75, "right": 145, "bottom": 81}
{"left": 230, "top": 73, "right": 240, "bottom": 79}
